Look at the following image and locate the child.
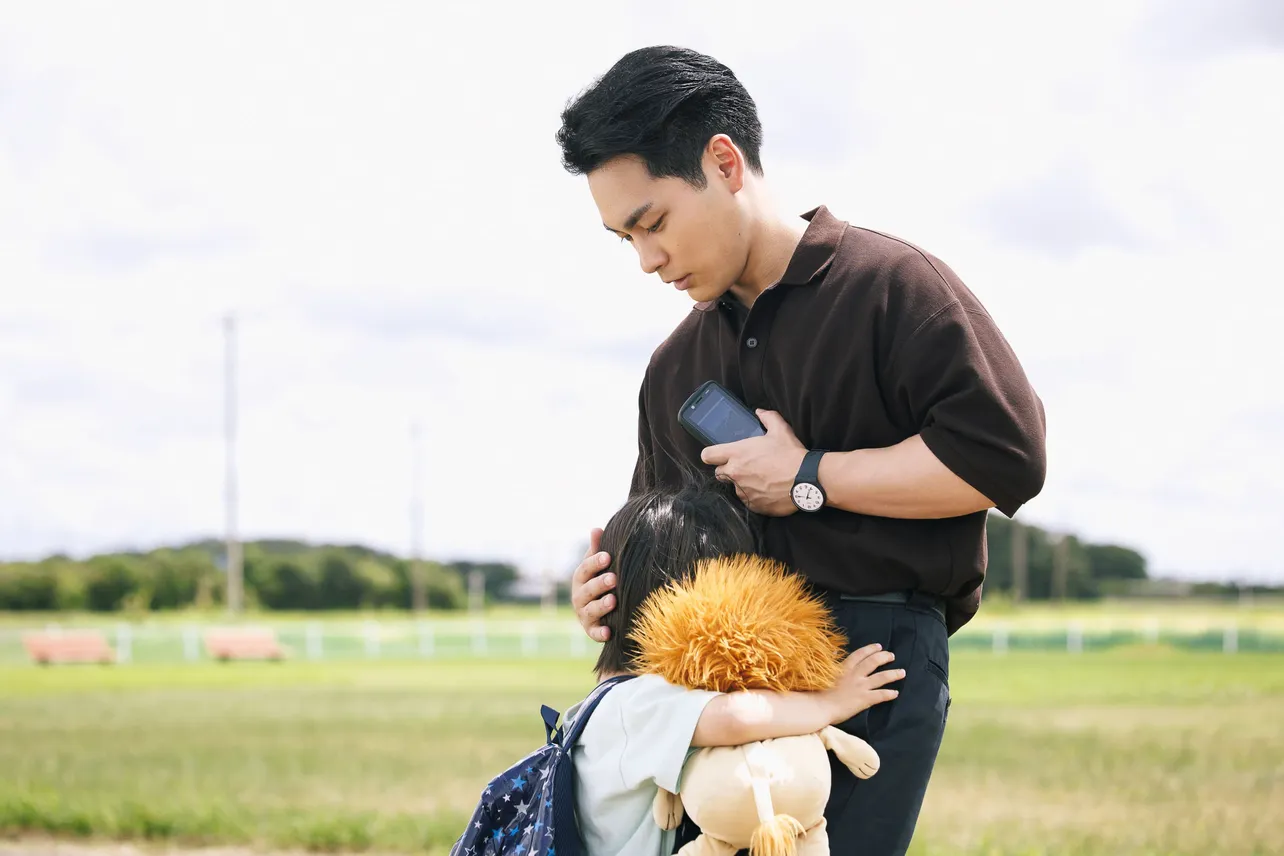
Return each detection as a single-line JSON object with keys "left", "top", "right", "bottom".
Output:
{"left": 562, "top": 478, "right": 903, "bottom": 856}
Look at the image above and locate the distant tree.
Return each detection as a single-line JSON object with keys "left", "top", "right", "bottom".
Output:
{"left": 246, "top": 556, "right": 319, "bottom": 610}
{"left": 317, "top": 551, "right": 363, "bottom": 609}
{"left": 0, "top": 564, "right": 59, "bottom": 610}
{"left": 43, "top": 558, "right": 89, "bottom": 611}
{"left": 84, "top": 556, "right": 143, "bottom": 611}
{"left": 422, "top": 563, "right": 467, "bottom": 610}
{"left": 387, "top": 559, "right": 467, "bottom": 610}
{"left": 349, "top": 558, "right": 395, "bottom": 608}
{"left": 145, "top": 549, "right": 218, "bottom": 609}
{"left": 985, "top": 514, "right": 1099, "bottom": 600}
{"left": 1084, "top": 544, "right": 1147, "bottom": 580}
{"left": 448, "top": 561, "right": 520, "bottom": 601}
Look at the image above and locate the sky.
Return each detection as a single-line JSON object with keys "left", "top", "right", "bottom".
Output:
{"left": 1, "top": 0, "right": 1282, "bottom": 583}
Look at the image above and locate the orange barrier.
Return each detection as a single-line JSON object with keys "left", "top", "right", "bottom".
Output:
{"left": 23, "top": 630, "right": 115, "bottom": 665}
{"left": 204, "top": 627, "right": 287, "bottom": 661}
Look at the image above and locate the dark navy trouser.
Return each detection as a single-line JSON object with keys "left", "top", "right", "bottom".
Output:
{"left": 820, "top": 592, "right": 952, "bottom": 855}
{"left": 674, "top": 591, "right": 952, "bottom": 856}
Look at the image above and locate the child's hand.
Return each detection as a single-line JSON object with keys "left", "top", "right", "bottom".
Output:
{"left": 824, "top": 643, "right": 903, "bottom": 724}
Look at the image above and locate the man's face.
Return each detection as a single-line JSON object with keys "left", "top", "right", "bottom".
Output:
{"left": 588, "top": 152, "right": 748, "bottom": 304}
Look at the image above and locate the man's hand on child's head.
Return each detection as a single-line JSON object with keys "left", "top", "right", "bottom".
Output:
{"left": 572, "top": 527, "right": 616, "bottom": 643}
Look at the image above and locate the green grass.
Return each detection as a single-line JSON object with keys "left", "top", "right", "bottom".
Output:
{"left": 0, "top": 660, "right": 599, "bottom": 853}
{"left": 921, "top": 650, "right": 1284, "bottom": 855}
{"left": 1, "top": 651, "right": 1283, "bottom": 855}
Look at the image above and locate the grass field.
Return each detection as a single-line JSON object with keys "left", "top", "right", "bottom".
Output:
{"left": 2, "top": 647, "right": 1282, "bottom": 856}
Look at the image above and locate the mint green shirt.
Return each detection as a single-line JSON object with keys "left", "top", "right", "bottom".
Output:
{"left": 566, "top": 674, "right": 721, "bottom": 856}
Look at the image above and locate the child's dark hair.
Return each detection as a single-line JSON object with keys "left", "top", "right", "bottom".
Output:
{"left": 593, "top": 474, "right": 760, "bottom": 678}
{"left": 556, "top": 45, "right": 765, "bottom": 188}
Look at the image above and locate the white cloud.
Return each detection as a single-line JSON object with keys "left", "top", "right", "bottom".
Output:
{"left": 1, "top": 1, "right": 1281, "bottom": 584}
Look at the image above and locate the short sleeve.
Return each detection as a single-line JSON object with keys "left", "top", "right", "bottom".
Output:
{"left": 617, "top": 675, "right": 720, "bottom": 794}
{"left": 887, "top": 301, "right": 1047, "bottom": 518}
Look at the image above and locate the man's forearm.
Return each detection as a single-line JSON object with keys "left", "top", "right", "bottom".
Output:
{"left": 818, "top": 434, "right": 995, "bottom": 519}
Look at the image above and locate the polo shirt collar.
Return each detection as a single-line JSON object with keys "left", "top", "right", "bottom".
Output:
{"left": 696, "top": 205, "right": 844, "bottom": 312}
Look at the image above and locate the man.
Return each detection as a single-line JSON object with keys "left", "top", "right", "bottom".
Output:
{"left": 555, "top": 46, "right": 1046, "bottom": 855}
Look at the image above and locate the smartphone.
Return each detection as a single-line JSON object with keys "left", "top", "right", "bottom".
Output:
{"left": 677, "top": 380, "right": 766, "bottom": 446}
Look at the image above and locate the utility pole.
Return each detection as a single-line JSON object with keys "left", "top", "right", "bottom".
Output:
{"left": 1052, "top": 532, "right": 1069, "bottom": 602}
{"left": 1011, "top": 520, "right": 1028, "bottom": 603}
{"left": 409, "top": 419, "right": 427, "bottom": 613}
{"left": 469, "top": 568, "right": 485, "bottom": 614}
{"left": 224, "top": 314, "right": 243, "bottom": 616}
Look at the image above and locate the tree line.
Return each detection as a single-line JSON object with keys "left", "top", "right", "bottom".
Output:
{"left": 985, "top": 515, "right": 1145, "bottom": 599}
{"left": 0, "top": 517, "right": 1272, "bottom": 612}
{"left": 0, "top": 538, "right": 535, "bottom": 613}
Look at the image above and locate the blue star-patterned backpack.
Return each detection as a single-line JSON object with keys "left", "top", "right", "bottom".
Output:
{"left": 450, "top": 675, "right": 636, "bottom": 856}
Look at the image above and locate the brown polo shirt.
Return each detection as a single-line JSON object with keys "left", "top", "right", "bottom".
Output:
{"left": 629, "top": 205, "right": 1047, "bottom": 634}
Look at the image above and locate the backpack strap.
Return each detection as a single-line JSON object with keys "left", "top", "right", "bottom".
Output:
{"left": 541, "top": 704, "right": 563, "bottom": 744}
{"left": 548, "top": 674, "right": 637, "bottom": 856}
{"left": 560, "top": 674, "right": 636, "bottom": 748}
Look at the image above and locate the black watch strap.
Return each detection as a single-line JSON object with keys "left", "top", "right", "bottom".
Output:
{"left": 795, "top": 449, "right": 827, "bottom": 488}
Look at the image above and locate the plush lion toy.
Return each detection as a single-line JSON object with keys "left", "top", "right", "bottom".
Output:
{"left": 631, "top": 554, "right": 881, "bottom": 856}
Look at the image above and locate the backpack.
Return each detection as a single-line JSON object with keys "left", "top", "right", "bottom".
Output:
{"left": 450, "top": 675, "right": 636, "bottom": 856}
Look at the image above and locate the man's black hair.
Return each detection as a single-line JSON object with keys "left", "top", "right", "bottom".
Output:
{"left": 556, "top": 45, "right": 764, "bottom": 188}
{"left": 593, "top": 471, "right": 761, "bottom": 678}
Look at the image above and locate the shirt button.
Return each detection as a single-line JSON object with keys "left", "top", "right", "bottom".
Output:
{"left": 745, "top": 337, "right": 759, "bottom": 348}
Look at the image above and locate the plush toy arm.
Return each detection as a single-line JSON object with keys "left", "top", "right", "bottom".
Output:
{"left": 652, "top": 787, "right": 685, "bottom": 830}
{"left": 820, "top": 725, "right": 880, "bottom": 779}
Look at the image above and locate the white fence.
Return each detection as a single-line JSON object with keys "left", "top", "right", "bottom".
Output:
{"left": 0, "top": 617, "right": 599, "bottom": 665}
{"left": 2, "top": 616, "right": 1281, "bottom": 666}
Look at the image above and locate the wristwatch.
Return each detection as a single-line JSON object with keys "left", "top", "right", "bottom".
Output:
{"left": 791, "top": 450, "right": 828, "bottom": 512}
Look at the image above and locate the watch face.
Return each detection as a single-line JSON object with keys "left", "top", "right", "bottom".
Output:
{"left": 792, "top": 482, "right": 825, "bottom": 512}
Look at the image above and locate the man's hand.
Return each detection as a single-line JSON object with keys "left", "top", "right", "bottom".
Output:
{"left": 570, "top": 527, "right": 616, "bottom": 643}
{"left": 700, "top": 409, "right": 807, "bottom": 516}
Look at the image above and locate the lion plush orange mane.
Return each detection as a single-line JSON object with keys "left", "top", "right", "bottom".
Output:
{"left": 630, "top": 553, "right": 848, "bottom": 693}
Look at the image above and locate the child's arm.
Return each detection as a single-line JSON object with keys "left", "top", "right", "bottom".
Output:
{"left": 691, "top": 643, "right": 902, "bottom": 747}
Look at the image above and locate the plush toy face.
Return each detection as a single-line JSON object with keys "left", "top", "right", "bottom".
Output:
{"left": 630, "top": 554, "right": 848, "bottom": 693}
